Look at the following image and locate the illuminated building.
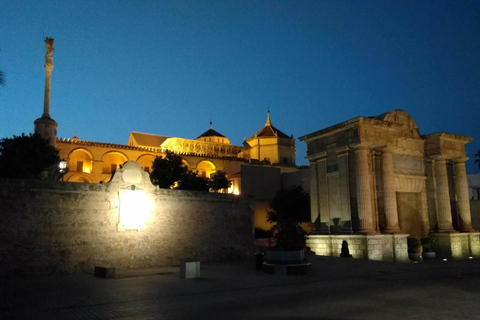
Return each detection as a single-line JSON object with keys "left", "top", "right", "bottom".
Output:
{"left": 33, "top": 38, "right": 305, "bottom": 230}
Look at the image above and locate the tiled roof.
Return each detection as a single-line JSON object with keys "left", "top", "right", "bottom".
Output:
{"left": 248, "top": 112, "right": 291, "bottom": 140}
{"left": 197, "top": 128, "right": 226, "bottom": 139}
{"left": 196, "top": 122, "right": 227, "bottom": 139}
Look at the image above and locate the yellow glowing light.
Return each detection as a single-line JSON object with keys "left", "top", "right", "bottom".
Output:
{"left": 119, "top": 189, "right": 154, "bottom": 229}
{"left": 227, "top": 184, "right": 240, "bottom": 195}
{"left": 83, "top": 168, "right": 91, "bottom": 173}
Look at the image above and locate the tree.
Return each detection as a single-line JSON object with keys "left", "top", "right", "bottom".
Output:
{"left": 0, "top": 133, "right": 60, "bottom": 179}
{"left": 267, "top": 185, "right": 311, "bottom": 250}
{"left": 150, "top": 150, "right": 208, "bottom": 191}
{"left": 150, "top": 150, "right": 189, "bottom": 188}
{"left": 208, "top": 170, "right": 231, "bottom": 193}
{"left": 267, "top": 185, "right": 310, "bottom": 224}
{"left": 475, "top": 149, "right": 480, "bottom": 170}
{"left": 178, "top": 171, "right": 209, "bottom": 192}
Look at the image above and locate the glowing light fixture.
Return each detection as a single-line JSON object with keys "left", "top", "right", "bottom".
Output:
{"left": 83, "top": 168, "right": 91, "bottom": 173}
{"left": 59, "top": 160, "right": 67, "bottom": 181}
{"left": 119, "top": 188, "right": 154, "bottom": 230}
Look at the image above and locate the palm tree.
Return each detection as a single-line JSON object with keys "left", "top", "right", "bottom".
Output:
{"left": 475, "top": 149, "right": 480, "bottom": 170}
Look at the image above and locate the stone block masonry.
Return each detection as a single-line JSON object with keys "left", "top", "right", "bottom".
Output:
{"left": 0, "top": 177, "right": 254, "bottom": 276}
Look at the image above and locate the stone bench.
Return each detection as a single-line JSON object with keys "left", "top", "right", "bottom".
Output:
{"left": 180, "top": 259, "right": 200, "bottom": 279}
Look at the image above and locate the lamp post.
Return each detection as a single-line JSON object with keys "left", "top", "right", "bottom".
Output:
{"left": 59, "top": 160, "right": 67, "bottom": 181}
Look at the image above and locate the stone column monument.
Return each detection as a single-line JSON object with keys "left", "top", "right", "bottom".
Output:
{"left": 381, "top": 147, "right": 400, "bottom": 233}
{"left": 454, "top": 159, "right": 475, "bottom": 232}
{"left": 34, "top": 38, "right": 58, "bottom": 146}
{"left": 356, "top": 145, "right": 376, "bottom": 234}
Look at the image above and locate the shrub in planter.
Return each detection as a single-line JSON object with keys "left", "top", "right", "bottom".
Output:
{"left": 407, "top": 237, "right": 422, "bottom": 253}
{"left": 407, "top": 237, "right": 422, "bottom": 261}
{"left": 420, "top": 236, "right": 437, "bottom": 252}
{"left": 421, "top": 236, "right": 437, "bottom": 259}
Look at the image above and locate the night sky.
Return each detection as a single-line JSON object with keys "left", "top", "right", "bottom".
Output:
{"left": 1, "top": 1, "right": 479, "bottom": 171}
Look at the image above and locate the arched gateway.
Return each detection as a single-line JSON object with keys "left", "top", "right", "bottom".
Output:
{"left": 300, "top": 110, "right": 479, "bottom": 261}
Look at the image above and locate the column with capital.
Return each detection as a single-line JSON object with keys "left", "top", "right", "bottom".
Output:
{"left": 356, "top": 146, "right": 376, "bottom": 233}
{"left": 434, "top": 158, "right": 454, "bottom": 232}
{"left": 454, "top": 159, "right": 475, "bottom": 232}
{"left": 43, "top": 38, "right": 54, "bottom": 117}
{"left": 34, "top": 37, "right": 58, "bottom": 147}
{"left": 381, "top": 147, "right": 401, "bottom": 233}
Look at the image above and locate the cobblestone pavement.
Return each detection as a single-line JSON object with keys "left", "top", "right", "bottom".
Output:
{"left": 2, "top": 256, "right": 480, "bottom": 319}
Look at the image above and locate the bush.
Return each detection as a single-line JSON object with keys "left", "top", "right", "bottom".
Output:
{"left": 421, "top": 236, "right": 437, "bottom": 252}
{"left": 407, "top": 237, "right": 421, "bottom": 253}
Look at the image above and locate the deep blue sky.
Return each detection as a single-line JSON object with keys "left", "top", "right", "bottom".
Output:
{"left": 1, "top": 1, "right": 479, "bottom": 171}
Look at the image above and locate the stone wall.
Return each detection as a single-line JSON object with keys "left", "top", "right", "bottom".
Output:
{"left": 0, "top": 178, "right": 254, "bottom": 276}
{"left": 306, "top": 234, "right": 409, "bottom": 262}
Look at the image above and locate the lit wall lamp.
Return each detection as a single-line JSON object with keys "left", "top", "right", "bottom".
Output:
{"left": 59, "top": 159, "right": 67, "bottom": 181}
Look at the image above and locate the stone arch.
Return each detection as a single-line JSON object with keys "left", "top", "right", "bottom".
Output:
{"left": 66, "top": 174, "right": 93, "bottom": 183}
{"left": 181, "top": 158, "right": 191, "bottom": 169}
{"left": 136, "top": 154, "right": 157, "bottom": 173}
{"left": 195, "top": 160, "right": 216, "bottom": 178}
{"left": 101, "top": 151, "right": 129, "bottom": 174}
{"left": 68, "top": 148, "right": 94, "bottom": 173}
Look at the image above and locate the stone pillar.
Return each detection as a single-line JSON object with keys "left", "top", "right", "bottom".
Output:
{"left": 381, "top": 148, "right": 400, "bottom": 233}
{"left": 34, "top": 38, "right": 58, "bottom": 147}
{"left": 356, "top": 146, "right": 376, "bottom": 233}
{"left": 434, "top": 158, "right": 454, "bottom": 232}
{"left": 454, "top": 159, "right": 475, "bottom": 232}
{"left": 309, "top": 160, "right": 320, "bottom": 229}
{"left": 317, "top": 153, "right": 330, "bottom": 233}
{"left": 337, "top": 147, "right": 352, "bottom": 232}
{"left": 43, "top": 38, "right": 54, "bottom": 117}
{"left": 419, "top": 183, "right": 430, "bottom": 235}
{"left": 424, "top": 158, "right": 438, "bottom": 232}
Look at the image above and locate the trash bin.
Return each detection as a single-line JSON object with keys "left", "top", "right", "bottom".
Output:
{"left": 255, "top": 252, "right": 264, "bottom": 270}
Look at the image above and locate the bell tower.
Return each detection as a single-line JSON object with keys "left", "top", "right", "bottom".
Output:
{"left": 34, "top": 37, "right": 58, "bottom": 146}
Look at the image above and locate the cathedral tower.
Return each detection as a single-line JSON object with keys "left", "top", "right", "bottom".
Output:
{"left": 34, "top": 37, "right": 58, "bottom": 146}
{"left": 246, "top": 111, "right": 296, "bottom": 165}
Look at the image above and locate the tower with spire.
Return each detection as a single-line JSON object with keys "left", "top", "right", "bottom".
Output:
{"left": 34, "top": 37, "right": 58, "bottom": 146}
{"left": 245, "top": 111, "right": 295, "bottom": 166}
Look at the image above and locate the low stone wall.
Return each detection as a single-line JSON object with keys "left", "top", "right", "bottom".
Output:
{"left": 0, "top": 176, "right": 254, "bottom": 276}
{"left": 432, "top": 232, "right": 480, "bottom": 259}
{"left": 306, "top": 234, "right": 409, "bottom": 262}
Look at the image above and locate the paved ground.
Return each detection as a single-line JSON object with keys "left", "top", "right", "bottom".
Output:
{"left": 2, "top": 256, "right": 480, "bottom": 319}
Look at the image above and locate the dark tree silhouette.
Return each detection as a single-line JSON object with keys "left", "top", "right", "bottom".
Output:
{"left": 208, "top": 170, "right": 231, "bottom": 193}
{"left": 150, "top": 150, "right": 208, "bottom": 191}
{"left": 0, "top": 133, "right": 60, "bottom": 179}
{"left": 475, "top": 149, "right": 480, "bottom": 170}
{"left": 267, "top": 185, "right": 310, "bottom": 224}
{"left": 267, "top": 185, "right": 311, "bottom": 250}
{"left": 150, "top": 151, "right": 188, "bottom": 189}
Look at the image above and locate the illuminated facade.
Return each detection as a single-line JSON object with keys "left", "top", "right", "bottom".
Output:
{"left": 300, "top": 110, "right": 480, "bottom": 260}
{"left": 55, "top": 115, "right": 296, "bottom": 186}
